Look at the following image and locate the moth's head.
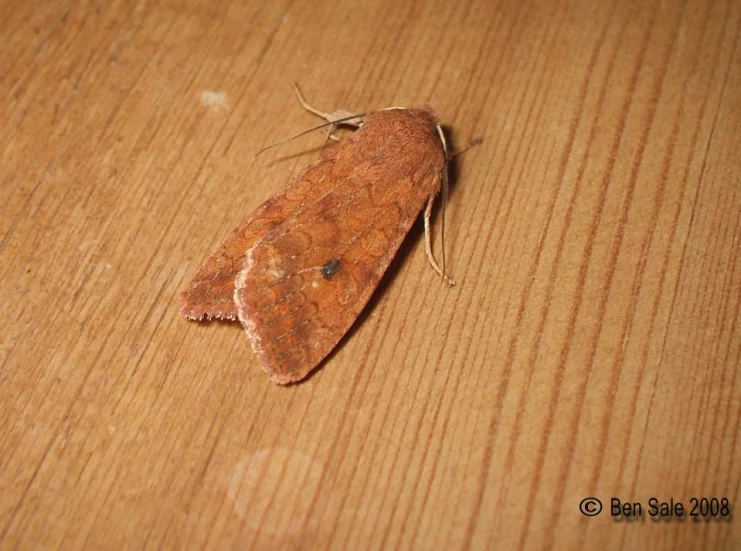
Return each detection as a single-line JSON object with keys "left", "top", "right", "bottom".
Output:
{"left": 411, "top": 106, "right": 446, "bottom": 156}
{"left": 380, "top": 105, "right": 440, "bottom": 125}
{"left": 415, "top": 104, "right": 440, "bottom": 124}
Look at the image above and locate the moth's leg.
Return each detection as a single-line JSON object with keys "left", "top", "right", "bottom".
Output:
{"left": 318, "top": 126, "right": 341, "bottom": 155}
{"left": 424, "top": 196, "right": 456, "bottom": 287}
{"left": 293, "top": 83, "right": 334, "bottom": 121}
{"left": 324, "top": 127, "right": 341, "bottom": 143}
{"left": 293, "top": 83, "right": 364, "bottom": 128}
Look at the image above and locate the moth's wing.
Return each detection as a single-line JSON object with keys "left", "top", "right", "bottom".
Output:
{"left": 234, "top": 162, "right": 443, "bottom": 384}
{"left": 179, "top": 155, "right": 342, "bottom": 321}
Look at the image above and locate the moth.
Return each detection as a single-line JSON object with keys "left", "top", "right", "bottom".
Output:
{"left": 180, "top": 87, "right": 457, "bottom": 384}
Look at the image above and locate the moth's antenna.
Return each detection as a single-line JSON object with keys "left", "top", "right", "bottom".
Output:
{"left": 426, "top": 133, "right": 482, "bottom": 286}
{"left": 255, "top": 112, "right": 368, "bottom": 157}
{"left": 422, "top": 126, "right": 456, "bottom": 286}
{"left": 451, "top": 136, "right": 483, "bottom": 158}
{"left": 437, "top": 124, "right": 451, "bottom": 283}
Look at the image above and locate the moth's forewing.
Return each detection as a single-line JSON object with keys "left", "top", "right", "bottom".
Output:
{"left": 180, "top": 155, "right": 340, "bottom": 320}
{"left": 234, "top": 109, "right": 445, "bottom": 383}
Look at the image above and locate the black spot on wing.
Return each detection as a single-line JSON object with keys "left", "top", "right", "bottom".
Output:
{"left": 320, "top": 258, "right": 341, "bottom": 280}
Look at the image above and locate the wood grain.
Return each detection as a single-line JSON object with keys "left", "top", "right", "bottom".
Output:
{"left": 1, "top": 0, "right": 739, "bottom": 548}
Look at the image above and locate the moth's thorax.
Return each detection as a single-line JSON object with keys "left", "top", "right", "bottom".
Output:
{"left": 355, "top": 107, "right": 446, "bottom": 173}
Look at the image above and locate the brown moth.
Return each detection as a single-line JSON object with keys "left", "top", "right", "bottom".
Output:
{"left": 180, "top": 89, "right": 453, "bottom": 384}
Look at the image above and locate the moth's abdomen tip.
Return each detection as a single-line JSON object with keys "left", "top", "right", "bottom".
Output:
{"left": 256, "top": 345, "right": 311, "bottom": 384}
{"left": 238, "top": 309, "right": 306, "bottom": 384}
{"left": 263, "top": 351, "right": 315, "bottom": 385}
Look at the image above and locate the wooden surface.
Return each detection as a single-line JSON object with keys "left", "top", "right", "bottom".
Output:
{"left": 1, "top": 0, "right": 740, "bottom": 548}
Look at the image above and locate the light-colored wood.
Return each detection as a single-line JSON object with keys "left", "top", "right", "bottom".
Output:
{"left": 1, "top": 0, "right": 739, "bottom": 548}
